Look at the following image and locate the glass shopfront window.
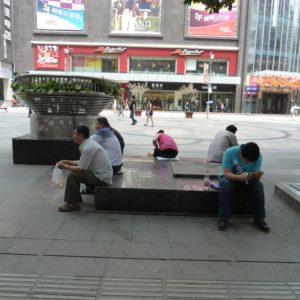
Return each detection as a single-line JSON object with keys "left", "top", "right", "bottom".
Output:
{"left": 129, "top": 57, "right": 176, "bottom": 74}
{"left": 72, "top": 55, "right": 118, "bottom": 73}
{"left": 186, "top": 59, "right": 228, "bottom": 75}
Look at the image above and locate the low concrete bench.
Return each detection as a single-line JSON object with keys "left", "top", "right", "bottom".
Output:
{"left": 95, "top": 157, "right": 252, "bottom": 215}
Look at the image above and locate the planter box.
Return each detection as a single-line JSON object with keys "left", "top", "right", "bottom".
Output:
{"left": 185, "top": 111, "right": 193, "bottom": 118}
{"left": 135, "top": 110, "right": 142, "bottom": 117}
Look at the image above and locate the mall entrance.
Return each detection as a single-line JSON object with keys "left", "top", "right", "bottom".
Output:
{"left": 261, "top": 93, "right": 288, "bottom": 114}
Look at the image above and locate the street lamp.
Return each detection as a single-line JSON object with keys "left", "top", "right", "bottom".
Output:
{"left": 206, "top": 52, "right": 214, "bottom": 119}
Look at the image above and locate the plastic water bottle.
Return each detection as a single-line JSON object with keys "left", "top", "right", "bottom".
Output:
{"left": 203, "top": 173, "right": 210, "bottom": 191}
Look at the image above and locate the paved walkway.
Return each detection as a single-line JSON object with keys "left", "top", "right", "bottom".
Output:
{"left": 0, "top": 108, "right": 300, "bottom": 299}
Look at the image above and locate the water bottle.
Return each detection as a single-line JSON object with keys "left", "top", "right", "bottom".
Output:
{"left": 203, "top": 173, "right": 210, "bottom": 191}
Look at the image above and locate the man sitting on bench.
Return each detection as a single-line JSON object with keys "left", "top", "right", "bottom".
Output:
{"left": 57, "top": 125, "right": 112, "bottom": 212}
{"left": 217, "top": 142, "right": 270, "bottom": 233}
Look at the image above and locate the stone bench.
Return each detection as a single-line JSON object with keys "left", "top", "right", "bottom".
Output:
{"left": 94, "top": 157, "right": 252, "bottom": 215}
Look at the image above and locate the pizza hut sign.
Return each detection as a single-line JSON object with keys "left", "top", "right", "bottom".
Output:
{"left": 171, "top": 49, "right": 204, "bottom": 56}
{"left": 94, "top": 46, "right": 127, "bottom": 54}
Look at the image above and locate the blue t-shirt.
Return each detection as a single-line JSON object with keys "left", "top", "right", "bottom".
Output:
{"left": 220, "top": 145, "right": 262, "bottom": 176}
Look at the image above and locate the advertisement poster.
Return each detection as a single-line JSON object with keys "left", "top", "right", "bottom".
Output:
{"left": 111, "top": 0, "right": 162, "bottom": 35}
{"left": 187, "top": 1, "right": 238, "bottom": 38}
{"left": 36, "top": 0, "right": 85, "bottom": 31}
{"left": 36, "top": 45, "right": 59, "bottom": 69}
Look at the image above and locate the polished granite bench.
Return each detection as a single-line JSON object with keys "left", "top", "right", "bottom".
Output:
{"left": 94, "top": 157, "right": 252, "bottom": 215}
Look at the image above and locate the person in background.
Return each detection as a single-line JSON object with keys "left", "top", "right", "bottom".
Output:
{"left": 144, "top": 98, "right": 154, "bottom": 127}
{"left": 129, "top": 95, "right": 137, "bottom": 125}
{"left": 57, "top": 125, "right": 112, "bottom": 212}
{"left": 208, "top": 125, "right": 238, "bottom": 163}
{"left": 217, "top": 142, "right": 270, "bottom": 233}
{"left": 148, "top": 130, "right": 178, "bottom": 158}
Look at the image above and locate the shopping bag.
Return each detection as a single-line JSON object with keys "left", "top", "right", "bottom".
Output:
{"left": 52, "top": 165, "right": 66, "bottom": 188}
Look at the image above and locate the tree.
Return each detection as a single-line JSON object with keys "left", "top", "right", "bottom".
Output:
{"left": 128, "top": 82, "right": 149, "bottom": 109}
{"left": 183, "top": 0, "right": 235, "bottom": 13}
{"left": 179, "top": 83, "right": 199, "bottom": 110}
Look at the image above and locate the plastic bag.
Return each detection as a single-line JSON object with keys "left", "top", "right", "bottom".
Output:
{"left": 52, "top": 165, "right": 66, "bottom": 188}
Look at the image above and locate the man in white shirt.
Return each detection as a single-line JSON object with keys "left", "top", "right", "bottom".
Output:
{"left": 208, "top": 125, "right": 238, "bottom": 163}
{"left": 57, "top": 125, "right": 112, "bottom": 212}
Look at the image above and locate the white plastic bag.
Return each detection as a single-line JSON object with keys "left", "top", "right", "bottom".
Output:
{"left": 52, "top": 165, "right": 66, "bottom": 188}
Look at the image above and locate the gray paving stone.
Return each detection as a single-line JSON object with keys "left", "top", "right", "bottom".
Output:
{"left": 105, "top": 258, "right": 175, "bottom": 279}
{"left": 0, "top": 238, "right": 51, "bottom": 255}
{"left": 110, "top": 241, "right": 172, "bottom": 259}
{"left": 132, "top": 215, "right": 170, "bottom": 243}
{"left": 167, "top": 216, "right": 209, "bottom": 244}
{"left": 17, "top": 208, "right": 67, "bottom": 239}
{"left": 92, "top": 214, "right": 134, "bottom": 242}
{"left": 230, "top": 244, "right": 299, "bottom": 263}
{"left": 239, "top": 262, "right": 300, "bottom": 281}
{"left": 34, "top": 256, "right": 107, "bottom": 276}
{"left": 0, "top": 254, "right": 39, "bottom": 274}
{"left": 173, "top": 260, "right": 246, "bottom": 281}
{"left": 171, "top": 244, "right": 233, "bottom": 261}
{"left": 55, "top": 213, "right": 101, "bottom": 241}
{"left": 46, "top": 240, "right": 111, "bottom": 257}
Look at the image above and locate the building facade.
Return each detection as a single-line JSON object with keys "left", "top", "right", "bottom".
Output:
{"left": 11, "top": 0, "right": 246, "bottom": 112}
{"left": 0, "top": 0, "right": 13, "bottom": 104}
{"left": 242, "top": 0, "right": 300, "bottom": 114}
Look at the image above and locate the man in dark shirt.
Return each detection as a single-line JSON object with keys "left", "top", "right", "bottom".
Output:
{"left": 129, "top": 96, "right": 137, "bottom": 125}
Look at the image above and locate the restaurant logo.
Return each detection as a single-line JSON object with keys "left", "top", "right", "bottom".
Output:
{"left": 94, "top": 46, "right": 126, "bottom": 54}
{"left": 171, "top": 49, "right": 204, "bottom": 56}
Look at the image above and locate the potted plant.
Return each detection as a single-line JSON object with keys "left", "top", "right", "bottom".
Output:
{"left": 179, "top": 83, "right": 199, "bottom": 118}
{"left": 128, "top": 82, "right": 149, "bottom": 116}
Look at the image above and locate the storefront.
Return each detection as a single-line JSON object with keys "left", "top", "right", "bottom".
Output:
{"left": 246, "top": 72, "right": 300, "bottom": 114}
{"left": 32, "top": 42, "right": 240, "bottom": 111}
{"left": 129, "top": 81, "right": 236, "bottom": 112}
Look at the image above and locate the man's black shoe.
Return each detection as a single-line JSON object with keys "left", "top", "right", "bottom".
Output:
{"left": 217, "top": 219, "right": 228, "bottom": 231}
{"left": 253, "top": 220, "right": 270, "bottom": 233}
{"left": 80, "top": 187, "right": 95, "bottom": 195}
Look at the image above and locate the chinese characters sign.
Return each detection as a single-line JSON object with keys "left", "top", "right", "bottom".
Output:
{"left": 36, "top": 45, "right": 59, "bottom": 69}
{"left": 111, "top": 0, "right": 162, "bottom": 35}
{"left": 187, "top": 1, "right": 238, "bottom": 38}
{"left": 36, "top": 0, "right": 85, "bottom": 31}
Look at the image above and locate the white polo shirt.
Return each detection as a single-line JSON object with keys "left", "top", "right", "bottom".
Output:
{"left": 78, "top": 139, "right": 113, "bottom": 185}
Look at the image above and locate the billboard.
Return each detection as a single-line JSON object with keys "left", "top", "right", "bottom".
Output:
{"left": 36, "top": 45, "right": 59, "bottom": 69}
{"left": 111, "top": 0, "right": 162, "bottom": 35}
{"left": 36, "top": 0, "right": 85, "bottom": 31}
{"left": 187, "top": 1, "right": 238, "bottom": 38}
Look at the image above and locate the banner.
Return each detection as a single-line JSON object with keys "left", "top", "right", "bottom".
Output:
{"left": 187, "top": 1, "right": 238, "bottom": 38}
{"left": 36, "top": 45, "right": 59, "bottom": 69}
{"left": 111, "top": 0, "right": 162, "bottom": 35}
{"left": 36, "top": 0, "right": 85, "bottom": 31}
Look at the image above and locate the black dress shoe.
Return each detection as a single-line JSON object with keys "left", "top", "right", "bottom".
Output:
{"left": 253, "top": 220, "right": 270, "bottom": 233}
{"left": 80, "top": 187, "right": 95, "bottom": 195}
{"left": 217, "top": 219, "right": 228, "bottom": 231}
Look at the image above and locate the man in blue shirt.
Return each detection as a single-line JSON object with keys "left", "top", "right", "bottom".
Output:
{"left": 218, "top": 142, "right": 270, "bottom": 233}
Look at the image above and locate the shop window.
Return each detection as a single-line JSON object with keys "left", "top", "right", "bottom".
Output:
{"left": 186, "top": 59, "right": 228, "bottom": 75}
{"left": 72, "top": 55, "right": 118, "bottom": 73}
{"left": 129, "top": 57, "right": 175, "bottom": 74}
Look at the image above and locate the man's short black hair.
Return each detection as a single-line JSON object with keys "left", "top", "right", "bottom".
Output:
{"left": 96, "top": 117, "right": 110, "bottom": 128}
{"left": 75, "top": 125, "right": 89, "bottom": 139}
{"left": 240, "top": 142, "right": 260, "bottom": 162}
{"left": 157, "top": 129, "right": 164, "bottom": 134}
{"left": 226, "top": 125, "right": 237, "bottom": 134}
{"left": 132, "top": 95, "right": 135, "bottom": 99}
